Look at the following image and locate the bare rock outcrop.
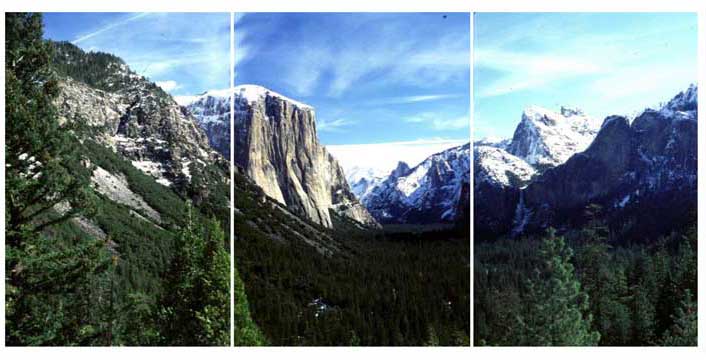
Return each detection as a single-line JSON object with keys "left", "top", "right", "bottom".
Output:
{"left": 234, "top": 84, "right": 379, "bottom": 229}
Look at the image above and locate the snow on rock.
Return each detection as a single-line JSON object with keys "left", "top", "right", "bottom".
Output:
{"left": 474, "top": 145, "right": 536, "bottom": 187}
{"left": 346, "top": 166, "right": 389, "bottom": 203}
{"left": 658, "top": 84, "right": 697, "bottom": 121}
{"left": 507, "top": 105, "right": 601, "bottom": 168}
{"left": 235, "top": 84, "right": 312, "bottom": 109}
{"left": 131, "top": 160, "right": 171, "bottom": 187}
{"left": 362, "top": 143, "right": 470, "bottom": 224}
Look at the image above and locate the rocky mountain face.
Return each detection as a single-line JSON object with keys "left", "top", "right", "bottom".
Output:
{"left": 362, "top": 143, "right": 470, "bottom": 224}
{"left": 507, "top": 106, "right": 600, "bottom": 169}
{"left": 475, "top": 86, "right": 697, "bottom": 239}
{"left": 52, "top": 42, "right": 223, "bottom": 190}
{"left": 233, "top": 84, "right": 379, "bottom": 229}
{"left": 473, "top": 145, "right": 536, "bottom": 236}
{"left": 474, "top": 105, "right": 599, "bottom": 236}
{"left": 181, "top": 90, "right": 231, "bottom": 158}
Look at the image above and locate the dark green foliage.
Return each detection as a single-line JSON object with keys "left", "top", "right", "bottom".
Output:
{"left": 660, "top": 290, "right": 697, "bottom": 346}
{"left": 5, "top": 12, "right": 104, "bottom": 345}
{"left": 515, "top": 229, "right": 600, "bottom": 346}
{"left": 5, "top": 221, "right": 112, "bottom": 345}
{"left": 159, "top": 212, "right": 230, "bottom": 346}
{"left": 5, "top": 12, "right": 95, "bottom": 248}
{"left": 5, "top": 13, "right": 229, "bottom": 345}
{"left": 50, "top": 41, "right": 170, "bottom": 100}
{"left": 474, "top": 209, "right": 698, "bottom": 346}
{"left": 233, "top": 173, "right": 470, "bottom": 346}
{"left": 235, "top": 260, "right": 267, "bottom": 346}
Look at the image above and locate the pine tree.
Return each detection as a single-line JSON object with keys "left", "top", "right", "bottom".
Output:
{"left": 159, "top": 206, "right": 229, "bottom": 346}
{"left": 516, "top": 228, "right": 600, "bottom": 346}
{"left": 660, "top": 290, "right": 697, "bottom": 346}
{"left": 234, "top": 259, "right": 267, "bottom": 346}
{"left": 5, "top": 12, "right": 108, "bottom": 346}
{"left": 5, "top": 13, "right": 95, "bottom": 246}
{"left": 575, "top": 215, "right": 631, "bottom": 345}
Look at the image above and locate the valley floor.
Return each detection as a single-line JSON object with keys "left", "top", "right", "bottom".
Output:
{"left": 234, "top": 193, "right": 470, "bottom": 345}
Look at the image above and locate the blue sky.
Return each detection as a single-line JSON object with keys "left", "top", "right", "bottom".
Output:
{"left": 43, "top": 13, "right": 230, "bottom": 97}
{"left": 235, "top": 13, "right": 470, "bottom": 147}
{"left": 474, "top": 12, "right": 698, "bottom": 140}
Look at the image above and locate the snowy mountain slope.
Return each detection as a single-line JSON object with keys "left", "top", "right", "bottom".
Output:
{"left": 473, "top": 105, "right": 598, "bottom": 195}
{"left": 53, "top": 53, "right": 222, "bottom": 191}
{"left": 474, "top": 145, "right": 536, "bottom": 188}
{"left": 475, "top": 85, "right": 698, "bottom": 238}
{"left": 346, "top": 166, "right": 390, "bottom": 203}
{"left": 362, "top": 143, "right": 470, "bottom": 224}
{"left": 506, "top": 106, "right": 601, "bottom": 169}
{"left": 182, "top": 90, "right": 231, "bottom": 157}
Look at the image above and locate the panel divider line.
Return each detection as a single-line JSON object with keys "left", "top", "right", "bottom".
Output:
{"left": 230, "top": 10, "right": 235, "bottom": 348}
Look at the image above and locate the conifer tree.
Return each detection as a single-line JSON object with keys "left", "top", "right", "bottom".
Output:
{"left": 517, "top": 228, "right": 600, "bottom": 346}
{"left": 5, "top": 13, "right": 94, "bottom": 246}
{"left": 159, "top": 206, "right": 229, "bottom": 346}
{"left": 660, "top": 290, "right": 697, "bottom": 346}
{"left": 235, "top": 260, "right": 267, "bottom": 346}
{"left": 5, "top": 12, "right": 108, "bottom": 346}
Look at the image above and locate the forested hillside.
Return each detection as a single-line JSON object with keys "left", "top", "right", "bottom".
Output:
{"left": 474, "top": 207, "right": 697, "bottom": 346}
{"left": 5, "top": 13, "right": 229, "bottom": 345}
{"left": 234, "top": 170, "right": 470, "bottom": 346}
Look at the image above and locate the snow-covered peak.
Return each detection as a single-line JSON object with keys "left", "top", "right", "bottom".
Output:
{"left": 174, "top": 89, "right": 231, "bottom": 106}
{"left": 361, "top": 143, "right": 470, "bottom": 223}
{"left": 475, "top": 145, "right": 536, "bottom": 187}
{"left": 346, "top": 166, "right": 389, "bottom": 203}
{"left": 522, "top": 105, "right": 598, "bottom": 130}
{"left": 474, "top": 136, "right": 510, "bottom": 149}
{"left": 560, "top": 106, "right": 584, "bottom": 117}
{"left": 659, "top": 84, "right": 697, "bottom": 120}
{"left": 175, "top": 85, "right": 313, "bottom": 109}
{"left": 508, "top": 105, "right": 600, "bottom": 168}
{"left": 346, "top": 165, "right": 389, "bottom": 185}
{"left": 390, "top": 161, "right": 411, "bottom": 178}
{"left": 235, "top": 84, "right": 312, "bottom": 109}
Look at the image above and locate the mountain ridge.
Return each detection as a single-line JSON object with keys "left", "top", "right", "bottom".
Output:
{"left": 474, "top": 85, "right": 697, "bottom": 239}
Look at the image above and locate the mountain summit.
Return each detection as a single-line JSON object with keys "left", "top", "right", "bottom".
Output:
{"left": 362, "top": 143, "right": 470, "bottom": 224}
{"left": 474, "top": 85, "right": 697, "bottom": 238}
{"left": 507, "top": 105, "right": 600, "bottom": 169}
{"left": 232, "top": 84, "right": 379, "bottom": 229}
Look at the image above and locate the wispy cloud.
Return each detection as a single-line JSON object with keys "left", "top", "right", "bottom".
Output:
{"left": 234, "top": 13, "right": 249, "bottom": 73}
{"left": 238, "top": 13, "right": 470, "bottom": 98}
{"left": 317, "top": 118, "right": 355, "bottom": 133}
{"left": 155, "top": 80, "right": 180, "bottom": 92}
{"left": 405, "top": 112, "right": 469, "bottom": 130}
{"left": 55, "top": 13, "right": 230, "bottom": 96}
{"left": 473, "top": 13, "right": 697, "bottom": 140}
{"left": 474, "top": 14, "right": 697, "bottom": 100}
{"left": 368, "top": 93, "right": 463, "bottom": 106}
{"left": 475, "top": 49, "right": 602, "bottom": 97}
{"left": 73, "top": 13, "right": 150, "bottom": 44}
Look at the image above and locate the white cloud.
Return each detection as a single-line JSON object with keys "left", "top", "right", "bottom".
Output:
{"left": 73, "top": 13, "right": 150, "bottom": 44}
{"left": 155, "top": 80, "right": 180, "bottom": 92}
{"left": 71, "top": 13, "right": 230, "bottom": 96}
{"left": 238, "top": 14, "right": 469, "bottom": 98}
{"left": 474, "top": 16, "right": 696, "bottom": 100}
{"left": 405, "top": 112, "right": 470, "bottom": 130}
{"left": 369, "top": 93, "right": 463, "bottom": 105}
{"left": 317, "top": 118, "right": 354, "bottom": 133}
{"left": 474, "top": 48, "right": 602, "bottom": 98}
